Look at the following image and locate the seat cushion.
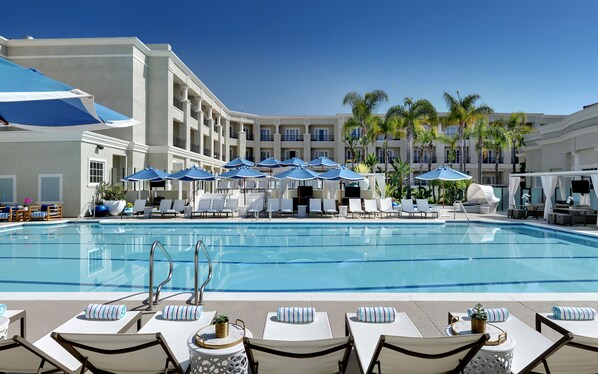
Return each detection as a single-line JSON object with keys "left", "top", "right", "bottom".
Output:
{"left": 31, "top": 211, "right": 48, "bottom": 218}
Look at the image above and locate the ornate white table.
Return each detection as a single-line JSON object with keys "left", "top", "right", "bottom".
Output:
{"left": 0, "top": 316, "right": 9, "bottom": 340}
{"left": 187, "top": 324, "right": 253, "bottom": 374}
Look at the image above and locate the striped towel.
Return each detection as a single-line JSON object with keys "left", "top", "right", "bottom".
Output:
{"left": 277, "top": 307, "right": 316, "bottom": 324}
{"left": 467, "top": 307, "right": 510, "bottom": 322}
{"left": 357, "top": 307, "right": 396, "bottom": 323}
{"left": 84, "top": 304, "right": 126, "bottom": 320}
{"left": 162, "top": 305, "right": 203, "bottom": 320}
{"left": 552, "top": 306, "right": 596, "bottom": 320}
{"left": 0, "top": 304, "right": 6, "bottom": 317}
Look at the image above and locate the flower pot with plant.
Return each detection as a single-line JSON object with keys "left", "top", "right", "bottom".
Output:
{"left": 470, "top": 303, "right": 487, "bottom": 334}
{"left": 213, "top": 315, "right": 229, "bottom": 338}
{"left": 95, "top": 182, "right": 128, "bottom": 216}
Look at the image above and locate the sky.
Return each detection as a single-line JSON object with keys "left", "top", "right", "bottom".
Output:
{"left": 2, "top": 0, "right": 597, "bottom": 116}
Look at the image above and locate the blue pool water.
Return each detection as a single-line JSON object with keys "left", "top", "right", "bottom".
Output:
{"left": 1, "top": 222, "right": 597, "bottom": 293}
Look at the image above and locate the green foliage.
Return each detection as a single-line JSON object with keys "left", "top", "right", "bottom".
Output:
{"left": 411, "top": 187, "right": 432, "bottom": 200}
{"left": 363, "top": 153, "right": 379, "bottom": 172}
{"left": 470, "top": 303, "right": 488, "bottom": 321}
{"left": 354, "top": 163, "right": 370, "bottom": 174}
{"left": 95, "top": 182, "right": 127, "bottom": 203}
{"left": 213, "top": 315, "right": 229, "bottom": 324}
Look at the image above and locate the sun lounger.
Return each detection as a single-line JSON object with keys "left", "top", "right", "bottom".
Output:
{"left": 161, "top": 199, "right": 186, "bottom": 218}
{"left": 263, "top": 311, "right": 332, "bottom": 341}
{"left": 267, "top": 198, "right": 281, "bottom": 217}
{"left": 416, "top": 199, "right": 439, "bottom": 218}
{"left": 222, "top": 198, "right": 239, "bottom": 217}
{"left": 0, "top": 335, "right": 72, "bottom": 373}
{"left": 132, "top": 199, "right": 147, "bottom": 217}
{"left": 364, "top": 199, "right": 380, "bottom": 217}
{"left": 247, "top": 197, "right": 264, "bottom": 217}
{"left": 243, "top": 336, "right": 353, "bottom": 374}
{"left": 208, "top": 198, "right": 225, "bottom": 217}
{"left": 323, "top": 199, "right": 338, "bottom": 216}
{"left": 401, "top": 199, "right": 422, "bottom": 218}
{"left": 192, "top": 198, "right": 211, "bottom": 218}
{"left": 280, "top": 198, "right": 293, "bottom": 216}
{"left": 4, "top": 309, "right": 26, "bottom": 338}
{"left": 309, "top": 198, "right": 323, "bottom": 216}
{"left": 345, "top": 311, "right": 422, "bottom": 373}
{"left": 52, "top": 332, "right": 185, "bottom": 374}
{"left": 138, "top": 309, "right": 216, "bottom": 370}
{"left": 29, "top": 204, "right": 63, "bottom": 221}
{"left": 378, "top": 197, "right": 399, "bottom": 217}
{"left": 349, "top": 199, "right": 365, "bottom": 218}
{"left": 152, "top": 199, "right": 172, "bottom": 218}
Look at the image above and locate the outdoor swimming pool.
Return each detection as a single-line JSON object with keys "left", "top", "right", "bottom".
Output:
{"left": 1, "top": 222, "right": 597, "bottom": 293}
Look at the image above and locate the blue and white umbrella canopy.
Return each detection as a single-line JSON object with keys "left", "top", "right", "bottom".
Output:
{"left": 280, "top": 157, "right": 307, "bottom": 167}
{"left": 218, "top": 166, "right": 266, "bottom": 179}
{"left": 308, "top": 156, "right": 340, "bottom": 168}
{"left": 122, "top": 166, "right": 169, "bottom": 182}
{"left": 415, "top": 166, "right": 472, "bottom": 181}
{"left": 256, "top": 157, "right": 282, "bottom": 169}
{"left": 223, "top": 157, "right": 255, "bottom": 169}
{"left": 166, "top": 166, "right": 215, "bottom": 181}
{"left": 0, "top": 57, "right": 137, "bottom": 131}
{"left": 317, "top": 166, "right": 364, "bottom": 181}
{"left": 273, "top": 167, "right": 319, "bottom": 181}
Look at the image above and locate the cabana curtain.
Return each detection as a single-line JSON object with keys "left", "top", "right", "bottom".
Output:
{"left": 508, "top": 176, "right": 520, "bottom": 208}
{"left": 540, "top": 175, "right": 559, "bottom": 220}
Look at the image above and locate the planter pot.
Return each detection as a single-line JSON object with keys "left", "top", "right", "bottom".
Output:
{"left": 95, "top": 204, "right": 109, "bottom": 217}
{"left": 104, "top": 200, "right": 126, "bottom": 216}
{"left": 215, "top": 322, "right": 229, "bottom": 338}
{"left": 471, "top": 318, "right": 486, "bottom": 334}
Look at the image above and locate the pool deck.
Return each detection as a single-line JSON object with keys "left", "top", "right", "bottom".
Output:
{"left": 2, "top": 211, "right": 598, "bottom": 372}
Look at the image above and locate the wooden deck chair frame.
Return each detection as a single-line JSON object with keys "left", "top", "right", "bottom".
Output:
{"left": 0, "top": 335, "right": 72, "bottom": 374}
{"left": 367, "top": 333, "right": 490, "bottom": 374}
{"left": 243, "top": 336, "right": 354, "bottom": 374}
{"left": 52, "top": 332, "right": 185, "bottom": 374}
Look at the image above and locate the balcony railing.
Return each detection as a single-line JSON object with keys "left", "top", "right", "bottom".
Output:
{"left": 173, "top": 137, "right": 186, "bottom": 149}
{"left": 203, "top": 119, "right": 210, "bottom": 127}
{"left": 214, "top": 153, "right": 220, "bottom": 160}
{"left": 444, "top": 157, "right": 471, "bottom": 164}
{"left": 482, "top": 157, "right": 504, "bottom": 164}
{"left": 311, "top": 134, "right": 335, "bottom": 141}
{"left": 190, "top": 144, "right": 200, "bottom": 153}
{"left": 246, "top": 155, "right": 255, "bottom": 162}
{"left": 173, "top": 97, "right": 184, "bottom": 111}
{"left": 281, "top": 134, "right": 304, "bottom": 141}
{"left": 245, "top": 133, "right": 254, "bottom": 141}
{"left": 203, "top": 148, "right": 210, "bottom": 156}
{"left": 377, "top": 156, "right": 396, "bottom": 163}
{"left": 413, "top": 156, "right": 437, "bottom": 163}
{"left": 261, "top": 134, "right": 274, "bottom": 141}
{"left": 229, "top": 132, "right": 238, "bottom": 139}
{"left": 190, "top": 111, "right": 200, "bottom": 121}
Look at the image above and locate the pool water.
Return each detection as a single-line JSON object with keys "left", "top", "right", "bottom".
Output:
{"left": 1, "top": 222, "right": 597, "bottom": 293}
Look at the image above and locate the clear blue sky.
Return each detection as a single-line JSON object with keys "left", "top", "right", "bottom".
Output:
{"left": 2, "top": 0, "right": 597, "bottom": 115}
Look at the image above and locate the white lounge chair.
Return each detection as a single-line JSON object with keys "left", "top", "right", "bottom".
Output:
{"left": 0, "top": 335, "right": 72, "bottom": 373}
{"left": 162, "top": 199, "right": 186, "bottom": 218}
{"left": 222, "top": 198, "right": 239, "bottom": 217}
{"left": 322, "top": 199, "right": 337, "bottom": 216}
{"left": 416, "top": 199, "right": 439, "bottom": 219}
{"left": 208, "top": 198, "right": 225, "bottom": 217}
{"left": 280, "top": 198, "right": 293, "bottom": 216}
{"left": 3, "top": 309, "right": 26, "bottom": 338}
{"left": 247, "top": 197, "right": 264, "bottom": 217}
{"left": 262, "top": 311, "right": 332, "bottom": 341}
{"left": 364, "top": 199, "right": 380, "bottom": 217}
{"left": 267, "top": 199, "right": 281, "bottom": 217}
{"left": 138, "top": 309, "right": 216, "bottom": 370}
{"left": 378, "top": 197, "right": 399, "bottom": 217}
{"left": 52, "top": 332, "right": 186, "bottom": 374}
{"left": 192, "top": 198, "right": 211, "bottom": 218}
{"left": 152, "top": 199, "right": 172, "bottom": 218}
{"left": 309, "top": 198, "right": 323, "bottom": 216}
{"left": 348, "top": 199, "right": 365, "bottom": 218}
{"left": 401, "top": 199, "right": 422, "bottom": 218}
{"left": 132, "top": 199, "right": 147, "bottom": 217}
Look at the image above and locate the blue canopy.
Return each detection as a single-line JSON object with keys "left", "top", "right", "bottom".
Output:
{"left": 223, "top": 157, "right": 255, "bottom": 169}
{"left": 280, "top": 157, "right": 307, "bottom": 167}
{"left": 308, "top": 156, "right": 340, "bottom": 168}
{"left": 122, "top": 166, "right": 169, "bottom": 182}
{"left": 0, "top": 57, "right": 137, "bottom": 131}
{"left": 273, "top": 167, "right": 319, "bottom": 181}
{"left": 415, "top": 166, "right": 472, "bottom": 181}
{"left": 256, "top": 157, "right": 282, "bottom": 168}
{"left": 166, "top": 166, "right": 215, "bottom": 181}
{"left": 218, "top": 166, "right": 266, "bottom": 179}
{"left": 317, "top": 166, "right": 364, "bottom": 181}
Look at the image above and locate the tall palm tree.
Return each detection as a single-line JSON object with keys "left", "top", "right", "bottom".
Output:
{"left": 418, "top": 124, "right": 440, "bottom": 171}
{"left": 443, "top": 91, "right": 494, "bottom": 173}
{"left": 503, "top": 112, "right": 534, "bottom": 173}
{"left": 440, "top": 133, "right": 460, "bottom": 168}
{"left": 342, "top": 90, "right": 388, "bottom": 162}
{"left": 343, "top": 134, "right": 359, "bottom": 169}
{"left": 373, "top": 114, "right": 401, "bottom": 173}
{"left": 471, "top": 118, "right": 490, "bottom": 183}
{"left": 386, "top": 98, "right": 437, "bottom": 185}
{"left": 487, "top": 120, "right": 511, "bottom": 184}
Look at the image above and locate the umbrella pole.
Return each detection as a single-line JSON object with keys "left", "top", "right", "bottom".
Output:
{"left": 243, "top": 178, "right": 247, "bottom": 205}
{"left": 442, "top": 180, "right": 445, "bottom": 208}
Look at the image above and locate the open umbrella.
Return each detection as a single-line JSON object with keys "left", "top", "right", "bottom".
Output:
{"left": 0, "top": 57, "right": 137, "bottom": 131}
{"left": 307, "top": 156, "right": 340, "bottom": 169}
{"left": 273, "top": 167, "right": 319, "bottom": 200}
{"left": 415, "top": 166, "right": 472, "bottom": 208}
{"left": 280, "top": 157, "right": 307, "bottom": 167}
{"left": 218, "top": 166, "right": 266, "bottom": 205}
{"left": 317, "top": 166, "right": 364, "bottom": 204}
{"left": 166, "top": 166, "right": 215, "bottom": 207}
{"left": 256, "top": 157, "right": 282, "bottom": 176}
{"left": 122, "top": 166, "right": 169, "bottom": 201}
{"left": 223, "top": 157, "right": 255, "bottom": 169}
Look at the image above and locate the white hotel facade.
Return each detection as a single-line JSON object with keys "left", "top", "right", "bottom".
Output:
{"left": 1, "top": 35, "right": 595, "bottom": 216}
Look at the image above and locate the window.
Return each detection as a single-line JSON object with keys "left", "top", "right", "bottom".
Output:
{"left": 313, "top": 150, "right": 328, "bottom": 158}
{"left": 260, "top": 128, "right": 271, "bottom": 141}
{"left": 260, "top": 150, "right": 271, "bottom": 160}
{"left": 0, "top": 175, "right": 16, "bottom": 203}
{"left": 314, "top": 128, "right": 328, "bottom": 141}
{"left": 445, "top": 126, "right": 457, "bottom": 137}
{"left": 350, "top": 129, "right": 362, "bottom": 138}
{"left": 89, "top": 160, "right": 105, "bottom": 185}
{"left": 39, "top": 174, "right": 63, "bottom": 202}
{"left": 284, "top": 150, "right": 300, "bottom": 159}
{"left": 284, "top": 128, "right": 300, "bottom": 141}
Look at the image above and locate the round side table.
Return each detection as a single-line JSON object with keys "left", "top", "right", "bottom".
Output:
{"left": 187, "top": 326, "right": 253, "bottom": 374}
{"left": 0, "top": 316, "right": 9, "bottom": 340}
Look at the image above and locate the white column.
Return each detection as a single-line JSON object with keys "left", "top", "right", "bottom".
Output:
{"left": 208, "top": 108, "right": 214, "bottom": 158}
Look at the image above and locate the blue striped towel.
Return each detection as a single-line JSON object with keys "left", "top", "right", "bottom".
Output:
{"left": 467, "top": 307, "right": 510, "bottom": 322}
{"left": 552, "top": 306, "right": 596, "bottom": 320}
{"left": 357, "top": 307, "right": 396, "bottom": 323}
{"left": 0, "top": 304, "right": 6, "bottom": 317}
{"left": 84, "top": 304, "right": 126, "bottom": 320}
{"left": 277, "top": 307, "right": 315, "bottom": 324}
{"left": 162, "top": 305, "right": 203, "bottom": 320}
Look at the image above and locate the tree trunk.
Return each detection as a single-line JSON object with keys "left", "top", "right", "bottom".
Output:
{"left": 478, "top": 146, "right": 483, "bottom": 183}
{"left": 384, "top": 138, "right": 389, "bottom": 174}
{"left": 427, "top": 144, "right": 433, "bottom": 171}
{"left": 495, "top": 149, "right": 500, "bottom": 185}
{"left": 511, "top": 140, "right": 517, "bottom": 173}
{"left": 406, "top": 129, "right": 413, "bottom": 187}
{"left": 459, "top": 125, "right": 465, "bottom": 172}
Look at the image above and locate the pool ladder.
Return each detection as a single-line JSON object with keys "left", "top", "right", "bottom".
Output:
{"left": 146, "top": 240, "right": 213, "bottom": 310}
{"left": 453, "top": 200, "right": 471, "bottom": 224}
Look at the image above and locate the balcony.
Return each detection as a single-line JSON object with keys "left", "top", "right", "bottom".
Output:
{"left": 311, "top": 134, "right": 335, "bottom": 141}
{"left": 482, "top": 157, "right": 504, "bottom": 164}
{"left": 204, "top": 119, "right": 210, "bottom": 127}
{"left": 245, "top": 133, "right": 254, "bottom": 141}
{"left": 261, "top": 134, "right": 274, "bottom": 141}
{"left": 173, "top": 97, "right": 184, "bottom": 111}
{"left": 191, "top": 111, "right": 200, "bottom": 121}
{"left": 229, "top": 132, "right": 238, "bottom": 139}
{"left": 173, "top": 137, "right": 186, "bottom": 149}
{"left": 413, "top": 156, "right": 437, "bottom": 163}
{"left": 377, "top": 156, "right": 396, "bottom": 163}
{"left": 281, "top": 134, "right": 304, "bottom": 141}
{"left": 214, "top": 153, "right": 220, "bottom": 160}
{"left": 246, "top": 155, "right": 255, "bottom": 162}
{"left": 203, "top": 148, "right": 210, "bottom": 156}
{"left": 190, "top": 144, "right": 200, "bottom": 153}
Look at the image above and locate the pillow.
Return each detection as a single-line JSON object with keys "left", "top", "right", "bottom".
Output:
{"left": 357, "top": 307, "right": 396, "bottom": 323}
{"left": 552, "top": 306, "right": 596, "bottom": 320}
{"left": 277, "top": 307, "right": 315, "bottom": 324}
{"left": 0, "top": 206, "right": 10, "bottom": 213}
{"left": 162, "top": 305, "right": 203, "bottom": 320}
{"left": 467, "top": 307, "right": 510, "bottom": 322}
{"left": 41, "top": 204, "right": 53, "bottom": 212}
{"left": 84, "top": 304, "right": 126, "bottom": 320}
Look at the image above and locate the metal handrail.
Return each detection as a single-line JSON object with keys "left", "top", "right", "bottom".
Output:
{"left": 454, "top": 200, "right": 471, "bottom": 223}
{"left": 190, "top": 240, "right": 212, "bottom": 306}
{"left": 147, "top": 240, "right": 174, "bottom": 310}
{"left": 75, "top": 202, "right": 93, "bottom": 223}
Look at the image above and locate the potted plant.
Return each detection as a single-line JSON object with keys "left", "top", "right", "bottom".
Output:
{"left": 470, "top": 303, "right": 487, "bottom": 333}
{"left": 96, "top": 182, "right": 127, "bottom": 216}
{"left": 213, "top": 315, "right": 229, "bottom": 338}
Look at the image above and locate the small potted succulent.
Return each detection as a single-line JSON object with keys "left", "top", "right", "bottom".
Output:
{"left": 213, "top": 314, "right": 229, "bottom": 338}
{"left": 470, "top": 303, "right": 488, "bottom": 333}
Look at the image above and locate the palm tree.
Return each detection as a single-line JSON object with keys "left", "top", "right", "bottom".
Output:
{"left": 417, "top": 124, "right": 440, "bottom": 171}
{"left": 386, "top": 98, "right": 437, "bottom": 185}
{"left": 342, "top": 90, "right": 388, "bottom": 162}
{"left": 440, "top": 133, "right": 459, "bottom": 168}
{"left": 443, "top": 91, "right": 494, "bottom": 173}
{"left": 503, "top": 112, "right": 534, "bottom": 173}
{"left": 487, "top": 120, "right": 510, "bottom": 184}
{"left": 373, "top": 114, "right": 401, "bottom": 173}
{"left": 471, "top": 118, "right": 490, "bottom": 183}
{"left": 343, "top": 134, "right": 359, "bottom": 169}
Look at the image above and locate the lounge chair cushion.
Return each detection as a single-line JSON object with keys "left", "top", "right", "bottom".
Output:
{"left": 84, "top": 304, "right": 126, "bottom": 320}
{"left": 0, "top": 206, "right": 11, "bottom": 213}
{"left": 357, "top": 307, "right": 396, "bottom": 323}
{"left": 277, "top": 307, "right": 316, "bottom": 324}
{"left": 552, "top": 306, "right": 596, "bottom": 320}
{"left": 0, "top": 212, "right": 8, "bottom": 219}
{"left": 31, "top": 211, "right": 47, "bottom": 218}
{"left": 467, "top": 307, "right": 510, "bottom": 322}
{"left": 0, "top": 303, "right": 5, "bottom": 316}
{"left": 41, "top": 204, "right": 55, "bottom": 212}
{"left": 163, "top": 305, "right": 203, "bottom": 320}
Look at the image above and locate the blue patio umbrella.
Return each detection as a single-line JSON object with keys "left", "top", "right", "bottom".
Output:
{"left": 415, "top": 166, "right": 472, "bottom": 207}
{"left": 317, "top": 166, "right": 364, "bottom": 181}
{"left": 218, "top": 166, "right": 266, "bottom": 204}
{"left": 0, "top": 57, "right": 137, "bottom": 131}
{"left": 280, "top": 157, "right": 307, "bottom": 167}
{"left": 166, "top": 166, "right": 215, "bottom": 181}
{"left": 272, "top": 167, "right": 319, "bottom": 181}
{"left": 122, "top": 166, "right": 169, "bottom": 182}
{"left": 223, "top": 157, "right": 255, "bottom": 169}
{"left": 308, "top": 156, "right": 340, "bottom": 169}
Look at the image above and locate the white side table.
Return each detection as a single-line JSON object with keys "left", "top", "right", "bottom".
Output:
{"left": 143, "top": 207, "right": 154, "bottom": 219}
{"left": 0, "top": 316, "right": 9, "bottom": 340}
{"left": 338, "top": 205, "right": 348, "bottom": 217}
{"left": 297, "top": 205, "right": 308, "bottom": 218}
{"left": 187, "top": 326, "right": 253, "bottom": 374}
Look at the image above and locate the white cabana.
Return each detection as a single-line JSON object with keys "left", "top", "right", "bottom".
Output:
{"left": 466, "top": 184, "right": 500, "bottom": 214}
